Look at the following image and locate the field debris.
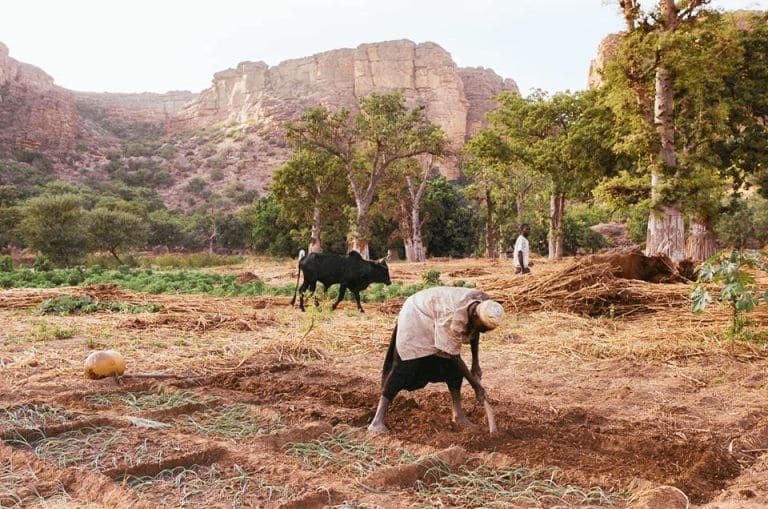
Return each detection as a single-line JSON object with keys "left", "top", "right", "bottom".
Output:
{"left": 485, "top": 261, "right": 690, "bottom": 317}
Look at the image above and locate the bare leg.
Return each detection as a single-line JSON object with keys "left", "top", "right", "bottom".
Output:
{"left": 368, "top": 396, "right": 391, "bottom": 433}
{"left": 450, "top": 388, "right": 474, "bottom": 427}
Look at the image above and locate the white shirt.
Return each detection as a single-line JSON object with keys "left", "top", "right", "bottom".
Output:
{"left": 513, "top": 235, "right": 530, "bottom": 268}
{"left": 395, "top": 286, "right": 489, "bottom": 361}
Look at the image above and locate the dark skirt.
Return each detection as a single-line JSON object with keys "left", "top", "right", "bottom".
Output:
{"left": 380, "top": 325, "right": 463, "bottom": 400}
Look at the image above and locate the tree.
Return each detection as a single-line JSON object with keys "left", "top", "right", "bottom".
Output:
{"left": 20, "top": 194, "right": 88, "bottom": 267}
{"left": 87, "top": 208, "right": 149, "bottom": 264}
{"left": 464, "top": 130, "right": 512, "bottom": 258}
{"left": 422, "top": 177, "right": 482, "bottom": 258}
{"left": 271, "top": 149, "right": 350, "bottom": 253}
{"left": 488, "top": 90, "right": 616, "bottom": 259}
{"left": 286, "top": 92, "right": 446, "bottom": 259}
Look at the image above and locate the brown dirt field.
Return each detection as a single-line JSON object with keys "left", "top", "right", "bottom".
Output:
{"left": 1, "top": 256, "right": 767, "bottom": 508}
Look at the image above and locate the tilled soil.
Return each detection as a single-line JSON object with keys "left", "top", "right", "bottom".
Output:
{"left": 2, "top": 257, "right": 768, "bottom": 508}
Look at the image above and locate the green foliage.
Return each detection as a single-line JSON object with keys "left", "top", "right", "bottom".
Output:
{"left": 37, "top": 295, "right": 162, "bottom": 315}
{"left": 421, "top": 269, "right": 442, "bottom": 287}
{"left": 562, "top": 204, "right": 611, "bottom": 255}
{"left": 691, "top": 250, "right": 768, "bottom": 337}
{"left": 0, "top": 255, "right": 13, "bottom": 272}
{"left": 87, "top": 208, "right": 149, "bottom": 263}
{"left": 33, "top": 255, "right": 52, "bottom": 272}
{"left": 29, "top": 320, "right": 77, "bottom": 341}
{"left": 137, "top": 253, "right": 244, "bottom": 269}
{"left": 21, "top": 194, "right": 88, "bottom": 267}
{"left": 423, "top": 177, "right": 481, "bottom": 257}
{"left": 243, "top": 197, "right": 297, "bottom": 257}
{"left": 715, "top": 196, "right": 768, "bottom": 249}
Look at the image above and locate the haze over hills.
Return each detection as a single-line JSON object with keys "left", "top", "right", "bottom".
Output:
{"left": 0, "top": 39, "right": 517, "bottom": 209}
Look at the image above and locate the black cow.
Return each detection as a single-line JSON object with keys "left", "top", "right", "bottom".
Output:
{"left": 290, "top": 251, "right": 391, "bottom": 313}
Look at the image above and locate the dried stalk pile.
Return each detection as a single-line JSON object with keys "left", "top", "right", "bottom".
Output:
{"left": 0, "top": 284, "right": 143, "bottom": 310}
{"left": 121, "top": 312, "right": 277, "bottom": 332}
{"left": 484, "top": 262, "right": 691, "bottom": 317}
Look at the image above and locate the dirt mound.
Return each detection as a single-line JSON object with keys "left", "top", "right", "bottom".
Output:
{"left": 121, "top": 312, "right": 276, "bottom": 332}
{"left": 364, "top": 445, "right": 470, "bottom": 489}
{"left": 485, "top": 261, "right": 690, "bottom": 316}
{"left": 236, "top": 271, "right": 259, "bottom": 284}
{"left": 583, "top": 249, "right": 681, "bottom": 283}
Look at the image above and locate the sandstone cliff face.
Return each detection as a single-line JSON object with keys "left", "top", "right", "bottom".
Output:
{"left": 0, "top": 42, "right": 81, "bottom": 151}
{"left": 459, "top": 67, "right": 519, "bottom": 137}
{"left": 74, "top": 90, "right": 197, "bottom": 123}
{"left": 588, "top": 33, "right": 622, "bottom": 89}
{"left": 176, "top": 40, "right": 518, "bottom": 176}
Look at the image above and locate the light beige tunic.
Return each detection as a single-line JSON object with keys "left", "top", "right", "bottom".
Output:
{"left": 395, "top": 286, "right": 490, "bottom": 361}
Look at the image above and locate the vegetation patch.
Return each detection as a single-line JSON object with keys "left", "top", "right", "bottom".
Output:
{"left": 414, "top": 463, "right": 621, "bottom": 508}
{"left": 176, "top": 404, "right": 285, "bottom": 439}
{"left": 285, "top": 429, "right": 414, "bottom": 477}
{"left": 37, "top": 295, "right": 161, "bottom": 316}
{"left": 0, "top": 458, "right": 72, "bottom": 508}
{"left": 7, "top": 426, "right": 185, "bottom": 472}
{"left": 0, "top": 405, "right": 82, "bottom": 433}
{"left": 119, "top": 463, "right": 305, "bottom": 507}
{"left": 84, "top": 391, "right": 215, "bottom": 412}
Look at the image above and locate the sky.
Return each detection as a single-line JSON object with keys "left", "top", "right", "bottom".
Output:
{"left": 1, "top": 0, "right": 766, "bottom": 96}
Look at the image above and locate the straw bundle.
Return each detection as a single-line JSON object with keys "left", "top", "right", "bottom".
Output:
{"left": 484, "top": 261, "right": 691, "bottom": 317}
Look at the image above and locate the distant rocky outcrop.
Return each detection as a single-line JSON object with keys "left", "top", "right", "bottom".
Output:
{"left": 75, "top": 90, "right": 197, "bottom": 123}
{"left": 0, "top": 42, "right": 80, "bottom": 151}
{"left": 587, "top": 33, "right": 621, "bottom": 89}
{"left": 175, "top": 40, "right": 518, "bottom": 177}
{"left": 0, "top": 39, "right": 518, "bottom": 207}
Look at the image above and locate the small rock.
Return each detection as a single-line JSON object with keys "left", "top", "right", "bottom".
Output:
{"left": 630, "top": 485, "right": 689, "bottom": 509}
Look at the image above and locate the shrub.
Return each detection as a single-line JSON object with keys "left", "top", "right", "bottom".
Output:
{"left": 421, "top": 269, "right": 442, "bottom": 287}
{"left": 0, "top": 255, "right": 13, "bottom": 272}
{"left": 691, "top": 250, "right": 768, "bottom": 338}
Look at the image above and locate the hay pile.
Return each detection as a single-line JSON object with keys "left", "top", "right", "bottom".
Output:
{"left": 484, "top": 261, "right": 691, "bottom": 317}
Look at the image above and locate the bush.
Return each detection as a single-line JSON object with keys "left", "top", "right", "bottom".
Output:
{"left": 563, "top": 204, "right": 610, "bottom": 255}
{"left": 0, "top": 255, "right": 13, "bottom": 272}
{"left": 421, "top": 269, "right": 442, "bottom": 287}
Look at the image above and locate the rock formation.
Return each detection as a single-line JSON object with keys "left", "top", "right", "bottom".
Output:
{"left": 0, "top": 39, "right": 518, "bottom": 206}
{"left": 176, "top": 40, "right": 518, "bottom": 176}
{"left": 0, "top": 42, "right": 81, "bottom": 151}
{"left": 75, "top": 90, "right": 197, "bottom": 123}
{"left": 587, "top": 33, "right": 621, "bottom": 89}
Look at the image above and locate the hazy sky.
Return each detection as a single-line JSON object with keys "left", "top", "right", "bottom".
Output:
{"left": 1, "top": 0, "right": 766, "bottom": 96}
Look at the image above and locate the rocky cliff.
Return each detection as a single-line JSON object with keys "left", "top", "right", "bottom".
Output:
{"left": 0, "top": 42, "right": 81, "bottom": 151}
{"left": 176, "top": 40, "right": 517, "bottom": 161}
{"left": 0, "top": 40, "right": 518, "bottom": 207}
{"left": 587, "top": 33, "right": 622, "bottom": 89}
{"left": 75, "top": 90, "right": 197, "bottom": 123}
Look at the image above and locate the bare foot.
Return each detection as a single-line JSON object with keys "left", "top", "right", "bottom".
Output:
{"left": 367, "top": 422, "right": 390, "bottom": 433}
{"left": 452, "top": 415, "right": 475, "bottom": 427}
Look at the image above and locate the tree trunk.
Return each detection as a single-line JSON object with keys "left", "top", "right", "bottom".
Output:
{"left": 349, "top": 210, "right": 370, "bottom": 259}
{"left": 516, "top": 193, "right": 525, "bottom": 220}
{"left": 410, "top": 203, "right": 425, "bottom": 262}
{"left": 207, "top": 219, "right": 217, "bottom": 255}
{"left": 685, "top": 216, "right": 717, "bottom": 262}
{"left": 645, "top": 2, "right": 686, "bottom": 262}
{"left": 485, "top": 187, "right": 497, "bottom": 258}
{"left": 646, "top": 63, "right": 685, "bottom": 262}
{"left": 309, "top": 203, "right": 323, "bottom": 253}
{"left": 548, "top": 192, "right": 566, "bottom": 260}
{"left": 110, "top": 248, "right": 123, "bottom": 265}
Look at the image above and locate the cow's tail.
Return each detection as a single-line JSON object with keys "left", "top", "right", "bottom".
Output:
{"left": 381, "top": 323, "right": 398, "bottom": 388}
{"left": 290, "top": 248, "right": 307, "bottom": 306}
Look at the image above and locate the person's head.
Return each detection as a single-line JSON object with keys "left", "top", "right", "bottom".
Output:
{"left": 469, "top": 300, "right": 505, "bottom": 333}
{"left": 519, "top": 223, "right": 531, "bottom": 238}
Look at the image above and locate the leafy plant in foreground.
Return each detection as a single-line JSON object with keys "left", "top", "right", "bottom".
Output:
{"left": 691, "top": 250, "right": 768, "bottom": 337}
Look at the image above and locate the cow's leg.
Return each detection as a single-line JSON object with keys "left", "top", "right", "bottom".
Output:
{"left": 308, "top": 281, "right": 319, "bottom": 308}
{"left": 351, "top": 290, "right": 364, "bottom": 313}
{"left": 298, "top": 280, "right": 311, "bottom": 312}
{"left": 331, "top": 285, "right": 347, "bottom": 310}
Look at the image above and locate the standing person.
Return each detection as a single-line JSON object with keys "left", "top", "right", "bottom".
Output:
{"left": 368, "top": 286, "right": 504, "bottom": 433}
{"left": 513, "top": 223, "right": 531, "bottom": 274}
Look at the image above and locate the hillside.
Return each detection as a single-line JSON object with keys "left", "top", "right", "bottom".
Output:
{"left": 0, "top": 40, "right": 517, "bottom": 210}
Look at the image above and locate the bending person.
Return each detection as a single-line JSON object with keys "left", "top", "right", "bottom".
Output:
{"left": 368, "top": 286, "right": 504, "bottom": 433}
